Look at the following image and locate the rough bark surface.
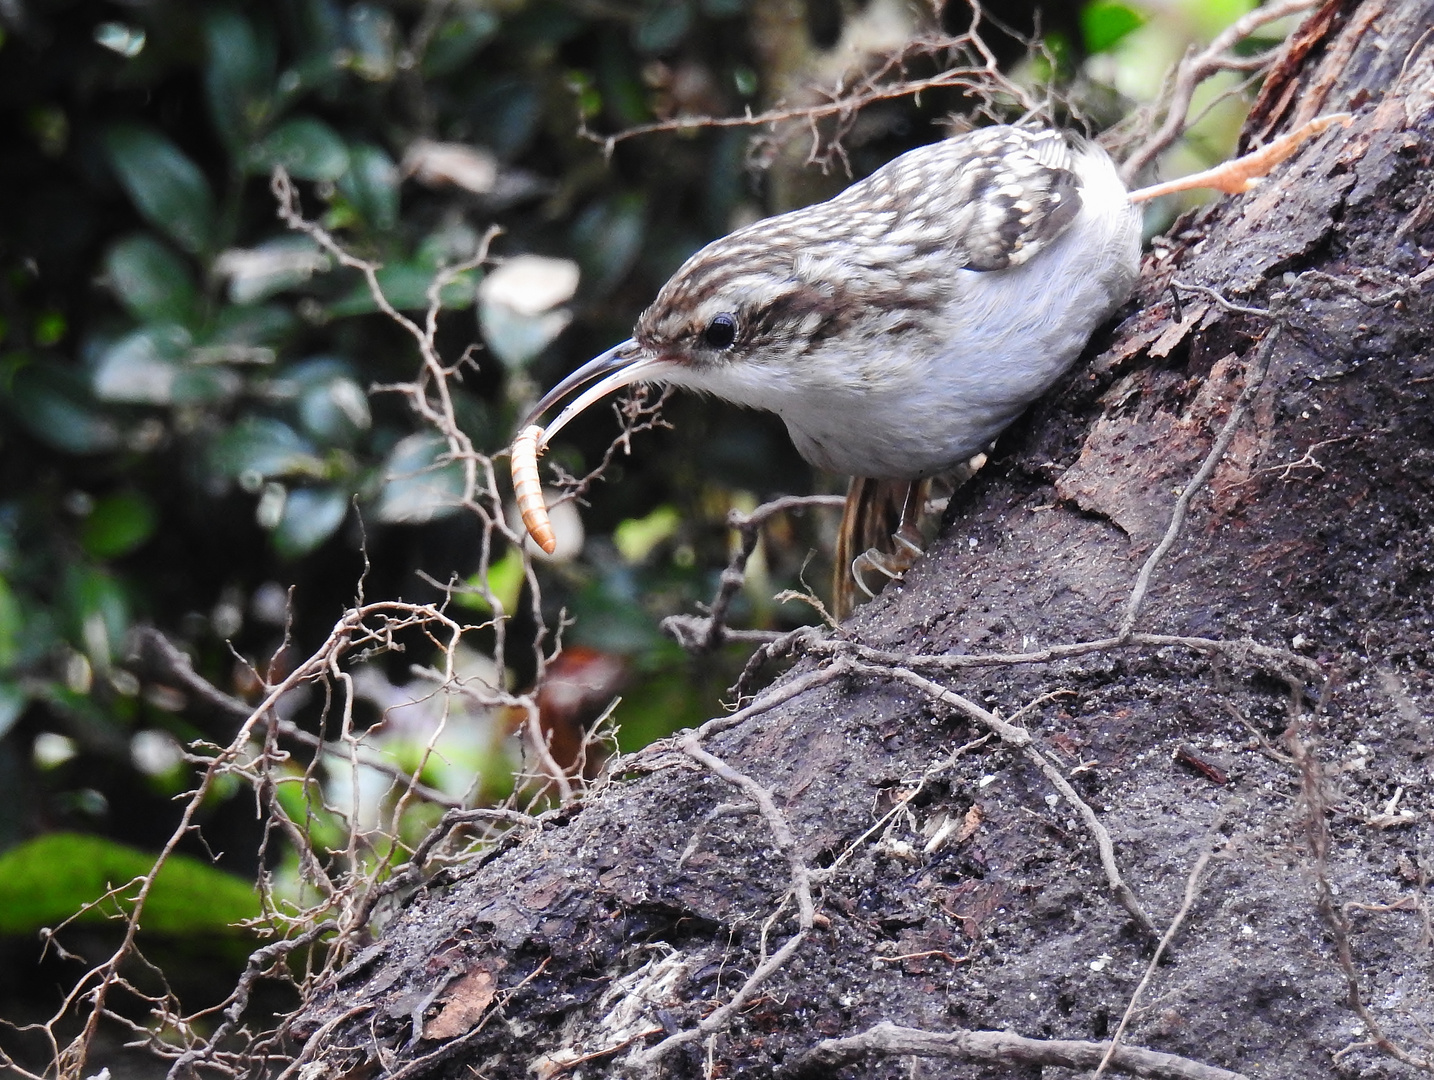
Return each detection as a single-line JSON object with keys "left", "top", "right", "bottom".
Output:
{"left": 291, "top": 2, "right": 1434, "bottom": 1076}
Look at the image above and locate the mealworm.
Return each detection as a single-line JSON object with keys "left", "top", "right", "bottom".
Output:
{"left": 511, "top": 424, "right": 557, "bottom": 554}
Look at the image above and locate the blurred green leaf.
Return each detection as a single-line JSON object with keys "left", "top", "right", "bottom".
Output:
{"left": 62, "top": 564, "right": 129, "bottom": 661}
{"left": 94, "top": 22, "right": 146, "bottom": 58}
{"left": 287, "top": 0, "right": 348, "bottom": 85}
{"left": 297, "top": 373, "right": 371, "bottom": 445}
{"left": 416, "top": 220, "right": 485, "bottom": 269}
{"left": 27, "top": 104, "right": 68, "bottom": 157}
{"left": 467, "top": 78, "right": 545, "bottom": 157}
{"left": 611, "top": 665, "right": 708, "bottom": 751}
{"left": 573, "top": 193, "right": 646, "bottom": 294}
{"left": 273, "top": 769, "right": 348, "bottom": 854}
{"left": 1186, "top": 0, "right": 1254, "bottom": 38}
{"left": 0, "top": 576, "right": 19, "bottom": 669}
{"left": 211, "top": 417, "right": 323, "bottom": 480}
{"left": 216, "top": 235, "right": 330, "bottom": 305}
{"left": 273, "top": 486, "right": 348, "bottom": 557}
{"left": 7, "top": 361, "right": 122, "bottom": 454}
{"left": 456, "top": 547, "right": 525, "bottom": 614}
{"left": 104, "top": 234, "right": 197, "bottom": 326}
{"left": 422, "top": 10, "right": 500, "bottom": 77}
{"left": 614, "top": 504, "right": 680, "bottom": 563}
{"left": 210, "top": 303, "right": 297, "bottom": 346}
{"left": 1081, "top": 1, "right": 1146, "bottom": 53}
{"left": 34, "top": 311, "right": 66, "bottom": 346}
{"left": 1039, "top": 29, "right": 1077, "bottom": 80}
{"left": 104, "top": 123, "right": 216, "bottom": 255}
{"left": 202, "top": 7, "right": 276, "bottom": 150}
{"left": 81, "top": 492, "right": 157, "bottom": 560}
{"left": 0, "top": 681, "right": 24, "bottom": 741}
{"left": 329, "top": 265, "right": 475, "bottom": 317}
{"left": 171, "top": 364, "right": 242, "bottom": 405}
{"left": 92, "top": 325, "right": 189, "bottom": 404}
{"left": 0, "top": 832, "right": 261, "bottom": 935}
{"left": 338, "top": 143, "right": 400, "bottom": 231}
{"left": 479, "top": 306, "right": 571, "bottom": 370}
{"left": 346, "top": 4, "right": 398, "bottom": 81}
{"left": 596, "top": 38, "right": 650, "bottom": 128}
{"left": 374, "top": 434, "right": 463, "bottom": 523}
{"left": 247, "top": 116, "right": 349, "bottom": 181}
{"left": 475, "top": 255, "right": 580, "bottom": 372}
{"left": 569, "top": 568, "right": 664, "bottom": 653}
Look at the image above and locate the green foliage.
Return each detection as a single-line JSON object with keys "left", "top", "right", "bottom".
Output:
{"left": 105, "top": 235, "right": 200, "bottom": 326}
{"left": 0, "top": 832, "right": 260, "bottom": 936}
{"left": 0, "top": 1, "right": 800, "bottom": 939}
{"left": 248, "top": 116, "right": 351, "bottom": 181}
{"left": 104, "top": 124, "right": 217, "bottom": 255}
{"left": 1081, "top": 2, "right": 1146, "bottom": 54}
{"left": 81, "top": 493, "right": 158, "bottom": 560}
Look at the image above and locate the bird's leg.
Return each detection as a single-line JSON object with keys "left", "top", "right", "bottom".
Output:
{"left": 1127, "top": 113, "right": 1352, "bottom": 204}
{"left": 849, "top": 453, "right": 989, "bottom": 599}
{"left": 851, "top": 481, "right": 925, "bottom": 598}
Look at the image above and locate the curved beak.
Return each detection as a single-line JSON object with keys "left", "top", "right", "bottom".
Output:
{"left": 521, "top": 339, "right": 673, "bottom": 447}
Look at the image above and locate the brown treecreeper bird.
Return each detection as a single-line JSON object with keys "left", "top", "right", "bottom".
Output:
{"left": 512, "top": 115, "right": 1350, "bottom": 614}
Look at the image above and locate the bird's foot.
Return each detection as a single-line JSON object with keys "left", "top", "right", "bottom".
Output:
{"left": 851, "top": 524, "right": 925, "bottom": 599}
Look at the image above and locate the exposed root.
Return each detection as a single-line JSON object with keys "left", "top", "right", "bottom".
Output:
{"left": 790, "top": 1020, "right": 1251, "bottom": 1079}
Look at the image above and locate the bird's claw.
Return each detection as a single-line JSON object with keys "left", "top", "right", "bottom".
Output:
{"left": 851, "top": 525, "right": 925, "bottom": 599}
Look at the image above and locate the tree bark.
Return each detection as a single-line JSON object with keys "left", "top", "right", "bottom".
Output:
{"left": 289, "top": 2, "right": 1434, "bottom": 1076}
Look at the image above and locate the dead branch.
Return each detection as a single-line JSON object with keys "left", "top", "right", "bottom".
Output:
{"left": 814, "top": 631, "right": 1321, "bottom": 684}
{"left": 55, "top": 600, "right": 490, "bottom": 1079}
{"left": 133, "top": 626, "right": 462, "bottom": 808}
{"left": 791, "top": 1019, "right": 1251, "bottom": 1079}
{"left": 578, "top": 0, "right": 1034, "bottom": 169}
{"left": 1095, "top": 817, "right": 1228, "bottom": 1077}
{"left": 540, "top": 386, "right": 675, "bottom": 516}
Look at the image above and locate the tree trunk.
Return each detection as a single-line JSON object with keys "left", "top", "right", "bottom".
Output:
{"left": 289, "top": 2, "right": 1434, "bottom": 1076}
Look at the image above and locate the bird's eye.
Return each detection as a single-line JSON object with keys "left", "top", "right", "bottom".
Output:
{"left": 702, "top": 313, "right": 738, "bottom": 350}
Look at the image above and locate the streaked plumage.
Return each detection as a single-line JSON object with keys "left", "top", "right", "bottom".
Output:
{"left": 612, "top": 126, "right": 1141, "bottom": 479}
{"left": 519, "top": 124, "right": 1143, "bottom": 608}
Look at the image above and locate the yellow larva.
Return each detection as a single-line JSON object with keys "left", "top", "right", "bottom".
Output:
{"left": 511, "top": 424, "right": 557, "bottom": 554}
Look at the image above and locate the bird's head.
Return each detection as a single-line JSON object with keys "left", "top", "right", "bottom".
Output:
{"left": 521, "top": 217, "right": 906, "bottom": 445}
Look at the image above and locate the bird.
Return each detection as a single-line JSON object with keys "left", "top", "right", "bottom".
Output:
{"left": 512, "top": 115, "right": 1351, "bottom": 615}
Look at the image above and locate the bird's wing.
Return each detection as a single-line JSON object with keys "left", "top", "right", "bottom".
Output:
{"left": 929, "top": 126, "right": 1086, "bottom": 272}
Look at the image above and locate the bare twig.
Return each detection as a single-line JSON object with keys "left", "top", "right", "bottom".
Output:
{"left": 1290, "top": 728, "right": 1434, "bottom": 1072}
{"left": 134, "top": 626, "right": 462, "bottom": 808}
{"left": 848, "top": 661, "right": 1156, "bottom": 936}
{"left": 1120, "top": 325, "right": 1280, "bottom": 637}
{"left": 1095, "top": 815, "right": 1228, "bottom": 1077}
{"left": 630, "top": 737, "right": 816, "bottom": 1068}
{"left": 579, "top": 1, "right": 1035, "bottom": 169}
{"left": 813, "top": 631, "right": 1320, "bottom": 684}
{"left": 683, "top": 657, "right": 855, "bottom": 742}
{"left": 663, "top": 494, "right": 846, "bottom": 654}
{"left": 1119, "top": 0, "right": 1322, "bottom": 184}
{"left": 730, "top": 625, "right": 827, "bottom": 700}
{"left": 542, "top": 387, "right": 674, "bottom": 514}
{"left": 793, "top": 1019, "right": 1250, "bottom": 1079}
